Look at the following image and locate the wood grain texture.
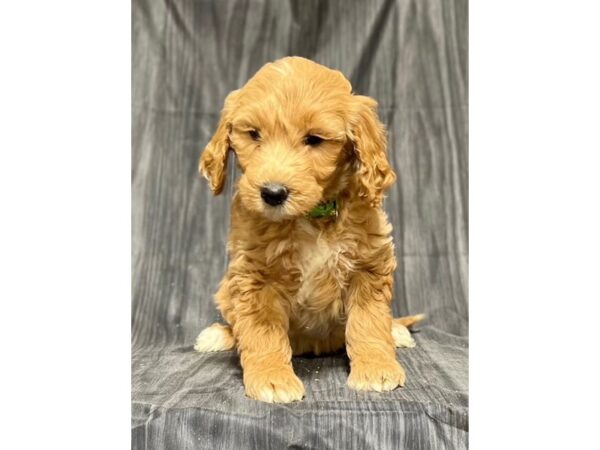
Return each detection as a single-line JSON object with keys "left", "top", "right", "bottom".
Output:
{"left": 133, "top": 0, "right": 468, "bottom": 448}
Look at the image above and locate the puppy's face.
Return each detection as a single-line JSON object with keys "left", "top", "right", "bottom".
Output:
{"left": 200, "top": 57, "right": 395, "bottom": 220}
{"left": 231, "top": 62, "right": 352, "bottom": 221}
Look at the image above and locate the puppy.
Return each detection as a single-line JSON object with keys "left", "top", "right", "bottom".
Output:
{"left": 195, "top": 57, "right": 423, "bottom": 403}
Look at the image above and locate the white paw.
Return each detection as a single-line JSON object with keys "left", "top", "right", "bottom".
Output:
{"left": 194, "top": 323, "right": 235, "bottom": 352}
{"left": 392, "top": 323, "right": 416, "bottom": 348}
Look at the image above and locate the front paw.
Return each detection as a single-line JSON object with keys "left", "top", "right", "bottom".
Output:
{"left": 244, "top": 365, "right": 305, "bottom": 403}
{"left": 347, "top": 358, "right": 406, "bottom": 392}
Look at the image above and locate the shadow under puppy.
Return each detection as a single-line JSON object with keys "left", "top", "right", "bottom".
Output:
{"left": 195, "top": 57, "right": 424, "bottom": 403}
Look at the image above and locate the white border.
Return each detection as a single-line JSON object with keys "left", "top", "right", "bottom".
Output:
{"left": 1, "top": 2, "right": 130, "bottom": 448}
{"left": 471, "top": 1, "right": 600, "bottom": 448}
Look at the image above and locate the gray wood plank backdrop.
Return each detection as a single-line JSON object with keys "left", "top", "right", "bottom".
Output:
{"left": 132, "top": 1, "right": 468, "bottom": 448}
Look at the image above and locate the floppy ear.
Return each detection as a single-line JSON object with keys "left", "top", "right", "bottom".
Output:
{"left": 348, "top": 95, "right": 396, "bottom": 206}
{"left": 199, "top": 90, "right": 240, "bottom": 195}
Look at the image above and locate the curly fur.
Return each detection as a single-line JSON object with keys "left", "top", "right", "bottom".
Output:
{"left": 197, "top": 57, "right": 423, "bottom": 403}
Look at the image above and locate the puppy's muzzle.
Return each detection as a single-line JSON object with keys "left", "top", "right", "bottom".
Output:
{"left": 260, "top": 183, "right": 288, "bottom": 206}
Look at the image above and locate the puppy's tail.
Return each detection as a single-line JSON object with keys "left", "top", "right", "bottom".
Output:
{"left": 393, "top": 313, "right": 426, "bottom": 329}
{"left": 194, "top": 323, "right": 235, "bottom": 352}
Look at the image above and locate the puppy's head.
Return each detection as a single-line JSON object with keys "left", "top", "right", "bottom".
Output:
{"left": 200, "top": 57, "right": 395, "bottom": 221}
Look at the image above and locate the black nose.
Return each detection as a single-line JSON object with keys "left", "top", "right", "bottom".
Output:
{"left": 260, "top": 183, "right": 288, "bottom": 206}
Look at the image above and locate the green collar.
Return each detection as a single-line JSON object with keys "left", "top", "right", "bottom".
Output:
{"left": 307, "top": 199, "right": 338, "bottom": 219}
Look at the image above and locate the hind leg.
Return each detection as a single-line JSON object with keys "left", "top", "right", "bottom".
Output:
{"left": 392, "top": 314, "right": 425, "bottom": 348}
{"left": 195, "top": 317, "right": 423, "bottom": 352}
{"left": 194, "top": 323, "right": 235, "bottom": 352}
{"left": 392, "top": 322, "right": 415, "bottom": 348}
{"left": 195, "top": 274, "right": 238, "bottom": 353}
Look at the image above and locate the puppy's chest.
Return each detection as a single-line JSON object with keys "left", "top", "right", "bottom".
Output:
{"left": 289, "top": 230, "right": 354, "bottom": 331}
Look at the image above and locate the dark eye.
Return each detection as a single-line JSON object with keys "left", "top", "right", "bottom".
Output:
{"left": 248, "top": 129, "right": 260, "bottom": 141}
{"left": 304, "top": 135, "right": 324, "bottom": 146}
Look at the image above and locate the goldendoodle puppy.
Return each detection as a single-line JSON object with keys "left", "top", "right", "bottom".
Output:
{"left": 195, "top": 56, "right": 423, "bottom": 403}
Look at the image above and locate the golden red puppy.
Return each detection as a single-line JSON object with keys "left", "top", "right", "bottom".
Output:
{"left": 195, "top": 56, "right": 423, "bottom": 403}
